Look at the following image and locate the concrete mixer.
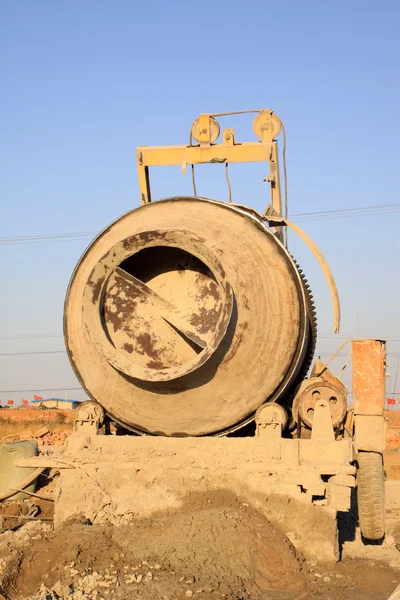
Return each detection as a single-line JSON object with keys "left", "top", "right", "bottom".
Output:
{"left": 64, "top": 109, "right": 330, "bottom": 437}
{"left": 14, "top": 110, "right": 388, "bottom": 562}
{"left": 64, "top": 197, "right": 318, "bottom": 437}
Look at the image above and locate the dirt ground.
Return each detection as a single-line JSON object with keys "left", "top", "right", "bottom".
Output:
{"left": 0, "top": 410, "right": 75, "bottom": 427}
{"left": 385, "top": 409, "right": 400, "bottom": 482}
{"left": 0, "top": 413, "right": 399, "bottom": 600}
{"left": 1, "top": 489, "right": 399, "bottom": 600}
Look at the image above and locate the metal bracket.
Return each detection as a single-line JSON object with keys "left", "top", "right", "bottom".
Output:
{"left": 223, "top": 128, "right": 235, "bottom": 146}
{"left": 74, "top": 401, "right": 105, "bottom": 435}
{"left": 255, "top": 404, "right": 287, "bottom": 459}
{"left": 311, "top": 399, "right": 335, "bottom": 443}
{"left": 136, "top": 109, "right": 284, "bottom": 242}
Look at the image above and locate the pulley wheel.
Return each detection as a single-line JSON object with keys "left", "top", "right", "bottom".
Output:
{"left": 294, "top": 380, "right": 347, "bottom": 429}
{"left": 191, "top": 117, "right": 220, "bottom": 144}
{"left": 253, "top": 110, "right": 281, "bottom": 140}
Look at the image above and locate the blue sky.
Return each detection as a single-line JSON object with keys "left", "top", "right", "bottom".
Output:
{"left": 1, "top": 1, "right": 399, "bottom": 404}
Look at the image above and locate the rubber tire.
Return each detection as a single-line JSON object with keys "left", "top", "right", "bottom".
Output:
{"left": 357, "top": 451, "right": 385, "bottom": 540}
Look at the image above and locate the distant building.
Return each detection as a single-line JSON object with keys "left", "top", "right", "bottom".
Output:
{"left": 31, "top": 398, "right": 81, "bottom": 409}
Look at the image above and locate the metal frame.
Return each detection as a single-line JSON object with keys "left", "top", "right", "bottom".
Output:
{"left": 135, "top": 110, "right": 343, "bottom": 333}
{"left": 136, "top": 109, "right": 283, "bottom": 237}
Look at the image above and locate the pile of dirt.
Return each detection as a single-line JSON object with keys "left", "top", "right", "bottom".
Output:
{"left": 0, "top": 521, "right": 53, "bottom": 598}
{"left": 2, "top": 491, "right": 306, "bottom": 600}
{"left": 1, "top": 491, "right": 399, "bottom": 600}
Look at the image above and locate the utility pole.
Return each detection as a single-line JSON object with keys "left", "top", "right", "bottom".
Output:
{"left": 393, "top": 359, "right": 400, "bottom": 409}
{"left": 357, "top": 313, "right": 360, "bottom": 337}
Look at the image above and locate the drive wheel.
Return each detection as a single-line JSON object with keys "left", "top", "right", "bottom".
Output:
{"left": 357, "top": 451, "right": 385, "bottom": 540}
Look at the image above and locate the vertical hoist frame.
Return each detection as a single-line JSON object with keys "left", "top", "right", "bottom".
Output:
{"left": 136, "top": 109, "right": 284, "bottom": 241}
{"left": 135, "top": 109, "right": 342, "bottom": 333}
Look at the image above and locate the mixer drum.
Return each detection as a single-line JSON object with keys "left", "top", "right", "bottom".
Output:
{"left": 64, "top": 197, "right": 314, "bottom": 436}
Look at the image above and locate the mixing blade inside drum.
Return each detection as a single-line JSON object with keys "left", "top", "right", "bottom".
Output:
{"left": 81, "top": 228, "right": 234, "bottom": 383}
{"left": 104, "top": 247, "right": 223, "bottom": 370}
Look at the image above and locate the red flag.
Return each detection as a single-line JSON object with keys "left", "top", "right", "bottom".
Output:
{"left": 34, "top": 394, "right": 43, "bottom": 401}
{"left": 7, "top": 399, "right": 14, "bottom": 405}
{"left": 387, "top": 398, "right": 396, "bottom": 405}
{"left": 22, "top": 399, "right": 29, "bottom": 406}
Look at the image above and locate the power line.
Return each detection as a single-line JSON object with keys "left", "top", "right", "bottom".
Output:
{"left": 0, "top": 232, "right": 96, "bottom": 245}
{"left": 1, "top": 203, "right": 399, "bottom": 246}
{"left": 0, "top": 334, "right": 63, "bottom": 341}
{"left": 292, "top": 204, "right": 395, "bottom": 217}
{"left": 0, "top": 350, "right": 66, "bottom": 357}
{"left": 293, "top": 209, "right": 400, "bottom": 223}
{"left": 0, "top": 386, "right": 82, "bottom": 393}
{"left": 290, "top": 202, "right": 400, "bottom": 220}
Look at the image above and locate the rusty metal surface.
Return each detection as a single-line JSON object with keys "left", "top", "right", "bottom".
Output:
{"left": 64, "top": 197, "right": 312, "bottom": 436}
{"left": 353, "top": 339, "right": 387, "bottom": 453}
{"left": 352, "top": 340, "right": 386, "bottom": 416}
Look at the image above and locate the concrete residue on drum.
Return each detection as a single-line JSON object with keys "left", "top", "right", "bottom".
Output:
{"left": 88, "top": 274, "right": 105, "bottom": 304}
{"left": 66, "top": 197, "right": 310, "bottom": 434}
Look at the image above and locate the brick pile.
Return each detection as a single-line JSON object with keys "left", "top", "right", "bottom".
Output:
{"left": 1, "top": 428, "right": 68, "bottom": 447}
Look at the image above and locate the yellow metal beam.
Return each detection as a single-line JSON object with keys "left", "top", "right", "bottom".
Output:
{"left": 135, "top": 110, "right": 284, "bottom": 243}
{"left": 136, "top": 141, "right": 274, "bottom": 167}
